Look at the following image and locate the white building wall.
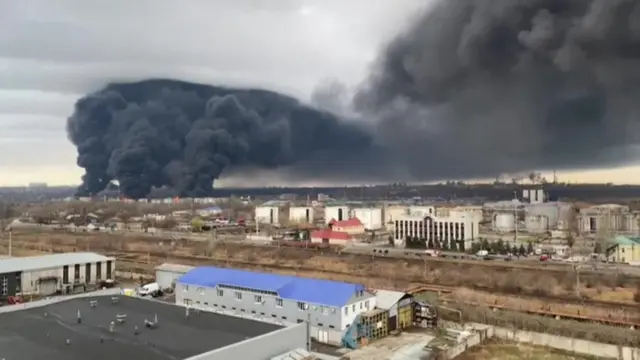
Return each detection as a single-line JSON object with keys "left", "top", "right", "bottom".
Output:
{"left": 394, "top": 213, "right": 480, "bottom": 246}
{"left": 352, "top": 208, "right": 383, "bottom": 230}
{"left": 325, "top": 206, "right": 350, "bottom": 224}
{"left": 289, "top": 207, "right": 314, "bottom": 224}
{"left": 20, "top": 260, "right": 111, "bottom": 294}
{"left": 409, "top": 206, "right": 434, "bottom": 216}
{"left": 384, "top": 206, "right": 409, "bottom": 230}
{"left": 255, "top": 206, "right": 280, "bottom": 225}
{"left": 340, "top": 297, "right": 377, "bottom": 330}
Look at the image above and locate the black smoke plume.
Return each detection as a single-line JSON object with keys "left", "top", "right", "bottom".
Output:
{"left": 68, "top": 0, "right": 640, "bottom": 197}
{"left": 356, "top": 0, "right": 640, "bottom": 180}
{"left": 67, "top": 80, "right": 372, "bottom": 198}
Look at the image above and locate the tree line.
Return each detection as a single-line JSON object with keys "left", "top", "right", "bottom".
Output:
{"left": 404, "top": 236, "right": 536, "bottom": 256}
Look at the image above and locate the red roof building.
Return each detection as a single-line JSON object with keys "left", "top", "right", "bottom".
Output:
{"left": 310, "top": 230, "right": 352, "bottom": 245}
{"left": 328, "top": 217, "right": 365, "bottom": 235}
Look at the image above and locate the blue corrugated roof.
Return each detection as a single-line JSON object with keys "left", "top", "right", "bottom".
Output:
{"left": 178, "top": 266, "right": 364, "bottom": 307}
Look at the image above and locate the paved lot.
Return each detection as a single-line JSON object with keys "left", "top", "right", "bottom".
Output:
{"left": 0, "top": 294, "right": 282, "bottom": 360}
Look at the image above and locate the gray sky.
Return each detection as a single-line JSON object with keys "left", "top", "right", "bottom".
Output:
{"left": 0, "top": 0, "right": 430, "bottom": 186}
{"left": 1, "top": 0, "right": 638, "bottom": 186}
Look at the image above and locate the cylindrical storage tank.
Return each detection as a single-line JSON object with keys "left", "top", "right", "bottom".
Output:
{"left": 525, "top": 215, "right": 549, "bottom": 233}
{"left": 526, "top": 203, "right": 561, "bottom": 228}
{"left": 493, "top": 213, "right": 515, "bottom": 232}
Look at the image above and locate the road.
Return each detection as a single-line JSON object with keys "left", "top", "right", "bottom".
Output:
{"left": 66, "top": 229, "right": 640, "bottom": 276}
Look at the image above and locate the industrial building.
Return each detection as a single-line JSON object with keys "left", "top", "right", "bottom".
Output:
{"left": 329, "top": 217, "right": 365, "bottom": 235}
{"left": 255, "top": 201, "right": 289, "bottom": 226}
{"left": 154, "top": 262, "right": 194, "bottom": 290}
{"left": 352, "top": 207, "right": 383, "bottom": 230}
{"left": 393, "top": 211, "right": 480, "bottom": 247}
{"left": 310, "top": 229, "right": 352, "bottom": 245}
{"left": 288, "top": 206, "right": 314, "bottom": 224}
{"left": 176, "top": 266, "right": 375, "bottom": 345}
{"left": 0, "top": 292, "right": 306, "bottom": 360}
{"left": 578, "top": 204, "right": 634, "bottom": 234}
{"left": 0, "top": 252, "right": 115, "bottom": 297}
{"left": 607, "top": 236, "right": 640, "bottom": 264}
{"left": 372, "top": 290, "right": 413, "bottom": 331}
{"left": 325, "top": 205, "right": 350, "bottom": 224}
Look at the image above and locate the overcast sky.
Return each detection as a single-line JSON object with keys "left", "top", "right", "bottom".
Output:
{"left": 1, "top": 0, "right": 639, "bottom": 186}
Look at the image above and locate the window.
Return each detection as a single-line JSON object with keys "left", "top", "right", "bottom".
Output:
{"left": 365, "top": 300, "right": 370, "bottom": 310}
{"left": 254, "top": 295, "right": 263, "bottom": 303}
{"left": 275, "top": 298, "right": 283, "bottom": 307}
{"left": 217, "top": 289, "right": 223, "bottom": 296}
{"left": 360, "top": 302, "right": 363, "bottom": 309}
{"left": 235, "top": 291, "right": 242, "bottom": 300}
{"left": 204, "top": 302, "right": 209, "bottom": 306}
{"left": 297, "top": 319, "right": 304, "bottom": 323}
{"left": 0, "top": 276, "right": 7, "bottom": 295}
{"left": 251, "top": 310, "right": 256, "bottom": 314}
{"left": 297, "top": 302, "right": 308, "bottom": 311}
{"left": 344, "top": 307, "right": 348, "bottom": 315}
{"left": 331, "top": 308, "right": 336, "bottom": 314}
{"left": 321, "top": 306, "right": 328, "bottom": 315}
{"left": 318, "top": 323, "right": 323, "bottom": 327}
{"left": 221, "top": 305, "right": 226, "bottom": 309}
{"left": 184, "top": 285, "right": 189, "bottom": 292}
{"left": 271, "top": 314, "right": 277, "bottom": 318}
{"left": 15, "top": 272, "right": 21, "bottom": 293}
{"left": 329, "top": 325, "right": 335, "bottom": 329}
{"left": 352, "top": 304, "right": 355, "bottom": 312}
{"left": 197, "top": 287, "right": 205, "bottom": 295}
{"left": 282, "top": 316, "right": 287, "bottom": 320}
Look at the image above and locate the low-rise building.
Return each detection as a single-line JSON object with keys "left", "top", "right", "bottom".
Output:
{"left": 0, "top": 252, "right": 115, "bottom": 296}
{"left": 175, "top": 266, "right": 375, "bottom": 345}
{"left": 393, "top": 211, "right": 480, "bottom": 248}
{"left": 155, "top": 263, "right": 195, "bottom": 290}
{"left": 329, "top": 218, "right": 365, "bottom": 235}
{"left": 310, "top": 230, "right": 352, "bottom": 245}
{"left": 607, "top": 236, "right": 640, "bottom": 264}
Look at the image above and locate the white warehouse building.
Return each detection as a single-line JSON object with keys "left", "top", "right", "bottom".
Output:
{"left": 288, "top": 206, "right": 314, "bottom": 224}
{"left": 0, "top": 252, "right": 115, "bottom": 297}
{"left": 176, "top": 266, "right": 376, "bottom": 345}
{"left": 352, "top": 207, "right": 383, "bottom": 230}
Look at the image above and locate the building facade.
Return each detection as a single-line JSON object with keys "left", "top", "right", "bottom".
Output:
{"left": 289, "top": 206, "right": 314, "bottom": 224}
{"left": 607, "top": 236, "right": 640, "bottom": 264}
{"left": 0, "top": 252, "right": 115, "bottom": 297}
{"left": 324, "top": 206, "right": 350, "bottom": 224}
{"left": 329, "top": 218, "right": 365, "bottom": 235}
{"left": 393, "top": 212, "right": 480, "bottom": 247}
{"left": 255, "top": 206, "right": 289, "bottom": 225}
{"left": 352, "top": 208, "right": 383, "bottom": 230}
{"left": 176, "top": 266, "right": 375, "bottom": 345}
{"left": 155, "top": 263, "right": 194, "bottom": 290}
{"left": 310, "top": 230, "right": 352, "bottom": 245}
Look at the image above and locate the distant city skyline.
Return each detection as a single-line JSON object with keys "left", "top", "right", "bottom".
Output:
{"left": 2, "top": 166, "right": 640, "bottom": 187}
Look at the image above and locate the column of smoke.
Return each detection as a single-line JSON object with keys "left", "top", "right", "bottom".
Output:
{"left": 67, "top": 0, "right": 640, "bottom": 198}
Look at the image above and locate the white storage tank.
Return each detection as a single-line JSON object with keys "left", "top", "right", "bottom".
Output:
{"left": 525, "top": 215, "right": 549, "bottom": 233}
{"left": 289, "top": 206, "right": 314, "bottom": 224}
{"left": 353, "top": 208, "right": 383, "bottom": 230}
{"left": 493, "top": 213, "right": 515, "bottom": 232}
{"left": 325, "top": 206, "right": 350, "bottom": 224}
{"left": 525, "top": 202, "right": 570, "bottom": 229}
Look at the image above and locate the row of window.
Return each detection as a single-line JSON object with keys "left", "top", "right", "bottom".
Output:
{"left": 208, "top": 286, "right": 338, "bottom": 314}
{"left": 183, "top": 299, "right": 337, "bottom": 329}
{"left": 344, "top": 300, "right": 370, "bottom": 315}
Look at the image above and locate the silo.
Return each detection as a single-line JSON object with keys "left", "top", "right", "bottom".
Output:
{"left": 493, "top": 213, "right": 515, "bottom": 232}
{"left": 525, "top": 215, "right": 549, "bottom": 233}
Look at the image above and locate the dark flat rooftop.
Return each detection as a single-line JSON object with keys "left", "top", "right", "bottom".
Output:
{"left": 0, "top": 295, "right": 282, "bottom": 360}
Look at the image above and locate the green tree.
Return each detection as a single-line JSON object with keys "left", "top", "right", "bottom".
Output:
{"left": 427, "top": 238, "right": 434, "bottom": 249}
{"left": 471, "top": 242, "right": 481, "bottom": 254}
{"left": 450, "top": 239, "right": 458, "bottom": 252}
{"left": 526, "top": 241, "right": 534, "bottom": 255}
{"left": 481, "top": 238, "right": 490, "bottom": 250}
{"left": 191, "top": 217, "right": 204, "bottom": 232}
{"left": 518, "top": 244, "right": 526, "bottom": 256}
{"left": 510, "top": 245, "right": 518, "bottom": 255}
{"left": 495, "top": 239, "right": 505, "bottom": 254}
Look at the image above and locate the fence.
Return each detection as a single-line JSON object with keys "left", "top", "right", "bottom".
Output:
{"left": 441, "top": 323, "right": 640, "bottom": 360}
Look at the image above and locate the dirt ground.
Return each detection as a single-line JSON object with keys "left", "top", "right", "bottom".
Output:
{"left": 456, "top": 341, "right": 598, "bottom": 360}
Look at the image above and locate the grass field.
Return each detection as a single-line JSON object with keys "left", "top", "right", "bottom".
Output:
{"left": 456, "top": 341, "right": 599, "bottom": 360}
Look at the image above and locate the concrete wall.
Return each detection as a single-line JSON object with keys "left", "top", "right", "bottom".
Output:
{"left": 443, "top": 324, "right": 640, "bottom": 360}
{"left": 186, "top": 322, "right": 308, "bottom": 360}
{"left": 493, "top": 327, "right": 640, "bottom": 360}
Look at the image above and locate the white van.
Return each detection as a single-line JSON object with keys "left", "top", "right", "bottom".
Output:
{"left": 138, "top": 282, "right": 162, "bottom": 297}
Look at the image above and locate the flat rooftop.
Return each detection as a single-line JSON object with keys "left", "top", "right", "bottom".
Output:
{"left": 0, "top": 295, "right": 283, "bottom": 360}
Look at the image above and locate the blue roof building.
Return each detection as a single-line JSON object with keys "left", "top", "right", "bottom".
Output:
{"left": 178, "top": 266, "right": 366, "bottom": 307}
